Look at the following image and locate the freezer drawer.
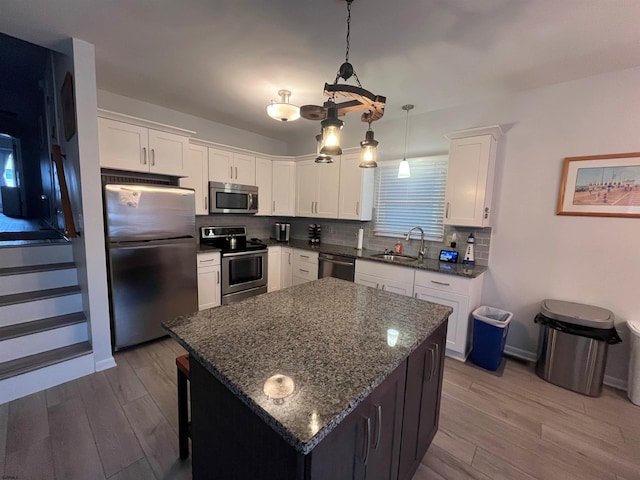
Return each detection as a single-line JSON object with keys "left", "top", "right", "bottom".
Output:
{"left": 108, "top": 238, "right": 197, "bottom": 350}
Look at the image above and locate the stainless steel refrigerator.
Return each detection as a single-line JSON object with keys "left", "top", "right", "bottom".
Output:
{"left": 104, "top": 184, "right": 198, "bottom": 350}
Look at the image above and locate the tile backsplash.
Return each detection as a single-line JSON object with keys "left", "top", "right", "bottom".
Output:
{"left": 196, "top": 215, "right": 491, "bottom": 266}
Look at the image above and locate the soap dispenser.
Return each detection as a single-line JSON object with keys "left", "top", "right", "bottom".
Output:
{"left": 462, "top": 233, "right": 475, "bottom": 266}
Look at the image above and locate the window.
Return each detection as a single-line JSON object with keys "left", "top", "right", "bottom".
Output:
{"left": 374, "top": 155, "right": 448, "bottom": 241}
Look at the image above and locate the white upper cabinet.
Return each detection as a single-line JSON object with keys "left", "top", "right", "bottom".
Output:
{"left": 98, "top": 116, "right": 190, "bottom": 176}
{"left": 444, "top": 126, "right": 502, "bottom": 227}
{"left": 208, "top": 147, "right": 255, "bottom": 185}
{"left": 296, "top": 157, "right": 341, "bottom": 218}
{"left": 180, "top": 144, "right": 209, "bottom": 215}
{"left": 272, "top": 160, "right": 296, "bottom": 216}
{"left": 255, "top": 157, "right": 272, "bottom": 216}
{"left": 338, "top": 152, "right": 375, "bottom": 221}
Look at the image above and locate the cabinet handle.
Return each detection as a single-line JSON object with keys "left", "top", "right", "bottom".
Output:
{"left": 381, "top": 285, "right": 386, "bottom": 291}
{"left": 375, "top": 283, "right": 380, "bottom": 289}
{"left": 299, "top": 269, "right": 309, "bottom": 273}
{"left": 230, "top": 166, "right": 233, "bottom": 179}
{"left": 288, "top": 253, "right": 291, "bottom": 265}
{"left": 199, "top": 259, "right": 214, "bottom": 264}
{"left": 300, "top": 255, "right": 309, "bottom": 259}
{"left": 356, "top": 201, "right": 360, "bottom": 216}
{"left": 484, "top": 207, "right": 490, "bottom": 219}
{"left": 414, "top": 293, "right": 418, "bottom": 299}
{"left": 235, "top": 166, "right": 238, "bottom": 179}
{"left": 430, "top": 280, "right": 450, "bottom": 286}
{"left": 362, "top": 416, "right": 372, "bottom": 466}
{"left": 372, "top": 404, "right": 382, "bottom": 450}
{"left": 445, "top": 202, "right": 450, "bottom": 219}
{"left": 272, "top": 200, "right": 276, "bottom": 213}
{"left": 203, "top": 196, "right": 207, "bottom": 210}
{"left": 426, "top": 344, "right": 438, "bottom": 381}
{"left": 217, "top": 270, "right": 220, "bottom": 284}
{"left": 151, "top": 148, "right": 155, "bottom": 166}
{"left": 142, "top": 147, "right": 147, "bottom": 165}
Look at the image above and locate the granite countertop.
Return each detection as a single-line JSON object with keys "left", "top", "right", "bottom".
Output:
{"left": 260, "top": 239, "right": 487, "bottom": 278}
{"left": 163, "top": 277, "right": 452, "bottom": 455}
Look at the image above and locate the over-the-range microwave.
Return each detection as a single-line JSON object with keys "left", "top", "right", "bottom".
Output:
{"left": 209, "top": 181, "right": 258, "bottom": 214}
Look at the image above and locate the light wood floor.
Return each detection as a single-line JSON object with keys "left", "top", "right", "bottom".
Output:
{"left": 0, "top": 338, "right": 638, "bottom": 480}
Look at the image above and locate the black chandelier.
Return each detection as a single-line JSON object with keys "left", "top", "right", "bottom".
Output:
{"left": 300, "top": 0, "right": 386, "bottom": 167}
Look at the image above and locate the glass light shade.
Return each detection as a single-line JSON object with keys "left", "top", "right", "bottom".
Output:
{"left": 320, "top": 106, "right": 343, "bottom": 156}
{"left": 315, "top": 134, "right": 333, "bottom": 163}
{"left": 398, "top": 158, "right": 411, "bottom": 178}
{"left": 359, "top": 129, "right": 378, "bottom": 168}
{"left": 266, "top": 90, "right": 300, "bottom": 122}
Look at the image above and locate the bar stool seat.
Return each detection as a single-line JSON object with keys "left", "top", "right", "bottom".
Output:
{"left": 176, "top": 353, "right": 191, "bottom": 459}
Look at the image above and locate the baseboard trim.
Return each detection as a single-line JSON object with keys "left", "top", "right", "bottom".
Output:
{"left": 95, "top": 356, "right": 117, "bottom": 372}
{"left": 604, "top": 375, "right": 627, "bottom": 391}
{"left": 503, "top": 345, "right": 537, "bottom": 362}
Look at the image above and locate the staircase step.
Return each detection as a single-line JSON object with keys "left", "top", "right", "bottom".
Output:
{"left": 0, "top": 285, "right": 81, "bottom": 307}
{"left": 0, "top": 262, "right": 76, "bottom": 276}
{"left": 0, "top": 289, "right": 83, "bottom": 328}
{"left": 0, "top": 263, "right": 78, "bottom": 296}
{"left": 0, "top": 312, "right": 86, "bottom": 341}
{"left": 0, "top": 243, "right": 73, "bottom": 269}
{"left": 0, "top": 341, "right": 92, "bottom": 381}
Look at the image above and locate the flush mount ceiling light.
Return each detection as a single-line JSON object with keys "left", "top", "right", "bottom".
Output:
{"left": 398, "top": 104, "right": 414, "bottom": 178}
{"left": 300, "top": 0, "right": 386, "bottom": 164}
{"left": 266, "top": 89, "right": 300, "bottom": 122}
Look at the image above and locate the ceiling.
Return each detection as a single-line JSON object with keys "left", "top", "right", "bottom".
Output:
{"left": 2, "top": 0, "right": 640, "bottom": 142}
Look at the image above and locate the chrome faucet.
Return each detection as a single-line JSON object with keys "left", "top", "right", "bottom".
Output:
{"left": 405, "top": 226, "right": 426, "bottom": 261}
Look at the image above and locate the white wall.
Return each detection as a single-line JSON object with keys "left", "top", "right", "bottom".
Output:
{"left": 97, "top": 90, "right": 288, "bottom": 156}
{"left": 53, "top": 38, "right": 115, "bottom": 372}
{"left": 317, "top": 67, "right": 640, "bottom": 386}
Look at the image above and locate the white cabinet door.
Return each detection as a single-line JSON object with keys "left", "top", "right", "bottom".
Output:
{"left": 180, "top": 144, "right": 209, "bottom": 215}
{"left": 444, "top": 134, "right": 497, "bottom": 227}
{"left": 267, "top": 246, "right": 281, "bottom": 292}
{"left": 148, "top": 129, "right": 187, "bottom": 176}
{"left": 255, "top": 157, "right": 272, "bottom": 216}
{"left": 233, "top": 153, "right": 256, "bottom": 185}
{"left": 315, "top": 157, "right": 341, "bottom": 218}
{"left": 414, "top": 286, "right": 469, "bottom": 360}
{"left": 280, "top": 247, "right": 293, "bottom": 288}
{"left": 296, "top": 160, "right": 317, "bottom": 217}
{"left": 272, "top": 160, "right": 296, "bottom": 216}
{"left": 338, "top": 153, "right": 375, "bottom": 221}
{"left": 355, "top": 272, "right": 382, "bottom": 290}
{"left": 208, "top": 148, "right": 234, "bottom": 183}
{"left": 98, "top": 118, "right": 148, "bottom": 172}
{"left": 198, "top": 265, "right": 221, "bottom": 310}
{"left": 354, "top": 273, "right": 413, "bottom": 297}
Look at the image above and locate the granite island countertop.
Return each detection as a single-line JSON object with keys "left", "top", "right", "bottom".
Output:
{"left": 163, "top": 277, "right": 453, "bottom": 454}
{"left": 254, "top": 239, "right": 487, "bottom": 278}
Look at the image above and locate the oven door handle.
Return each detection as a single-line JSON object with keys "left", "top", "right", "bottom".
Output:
{"left": 222, "top": 249, "right": 268, "bottom": 258}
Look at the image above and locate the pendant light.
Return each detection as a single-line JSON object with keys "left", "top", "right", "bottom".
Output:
{"left": 266, "top": 90, "right": 300, "bottom": 122}
{"left": 398, "top": 104, "right": 414, "bottom": 178}
{"left": 359, "top": 121, "right": 378, "bottom": 168}
{"left": 300, "top": 0, "right": 386, "bottom": 161}
{"left": 319, "top": 101, "right": 343, "bottom": 156}
{"left": 315, "top": 133, "right": 333, "bottom": 163}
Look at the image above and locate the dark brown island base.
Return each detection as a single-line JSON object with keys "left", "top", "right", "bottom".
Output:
{"left": 163, "top": 277, "right": 452, "bottom": 480}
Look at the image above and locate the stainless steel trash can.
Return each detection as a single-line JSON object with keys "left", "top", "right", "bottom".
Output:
{"left": 535, "top": 299, "right": 621, "bottom": 397}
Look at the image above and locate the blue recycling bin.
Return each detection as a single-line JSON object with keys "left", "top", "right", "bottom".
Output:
{"left": 471, "top": 306, "right": 513, "bottom": 371}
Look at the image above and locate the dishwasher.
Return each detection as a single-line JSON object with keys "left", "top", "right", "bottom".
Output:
{"left": 318, "top": 253, "right": 355, "bottom": 282}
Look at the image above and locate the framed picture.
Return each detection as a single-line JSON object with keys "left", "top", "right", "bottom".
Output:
{"left": 557, "top": 152, "right": 640, "bottom": 217}
{"left": 60, "top": 72, "right": 77, "bottom": 141}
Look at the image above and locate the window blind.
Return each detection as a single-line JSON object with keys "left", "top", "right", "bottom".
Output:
{"left": 374, "top": 155, "right": 448, "bottom": 241}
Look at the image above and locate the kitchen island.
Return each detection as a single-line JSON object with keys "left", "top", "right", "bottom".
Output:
{"left": 163, "top": 277, "right": 452, "bottom": 480}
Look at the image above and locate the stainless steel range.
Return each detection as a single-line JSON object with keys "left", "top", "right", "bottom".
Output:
{"left": 200, "top": 226, "right": 267, "bottom": 305}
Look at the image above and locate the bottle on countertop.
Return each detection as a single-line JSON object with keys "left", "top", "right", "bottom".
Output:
{"left": 394, "top": 240, "right": 403, "bottom": 255}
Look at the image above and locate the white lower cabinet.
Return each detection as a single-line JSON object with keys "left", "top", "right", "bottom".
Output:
{"left": 197, "top": 252, "right": 221, "bottom": 310}
{"left": 354, "top": 260, "right": 415, "bottom": 297}
{"left": 280, "top": 247, "right": 293, "bottom": 289}
{"left": 413, "top": 270, "right": 483, "bottom": 361}
{"left": 292, "top": 249, "right": 319, "bottom": 286}
{"left": 267, "top": 246, "right": 281, "bottom": 292}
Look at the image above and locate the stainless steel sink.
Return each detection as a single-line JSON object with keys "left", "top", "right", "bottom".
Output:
{"left": 370, "top": 253, "right": 418, "bottom": 264}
